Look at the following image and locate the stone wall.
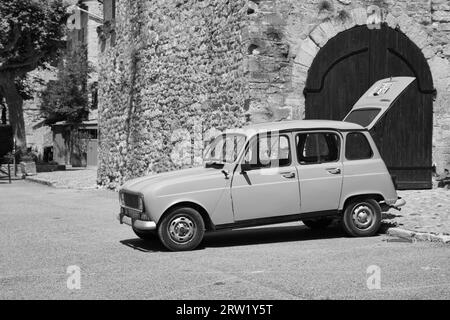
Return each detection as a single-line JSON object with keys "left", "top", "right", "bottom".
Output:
{"left": 245, "top": 0, "right": 450, "bottom": 171}
{"left": 98, "top": 0, "right": 450, "bottom": 188}
{"left": 97, "top": 0, "right": 248, "bottom": 188}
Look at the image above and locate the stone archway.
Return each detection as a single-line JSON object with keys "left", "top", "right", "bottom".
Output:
{"left": 291, "top": 8, "right": 436, "bottom": 189}
{"left": 291, "top": 7, "right": 434, "bottom": 117}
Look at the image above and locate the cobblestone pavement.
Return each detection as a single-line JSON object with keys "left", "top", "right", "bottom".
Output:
{"left": 26, "top": 168, "right": 450, "bottom": 235}
{"left": 28, "top": 167, "right": 97, "bottom": 189}
{"left": 382, "top": 189, "right": 450, "bottom": 235}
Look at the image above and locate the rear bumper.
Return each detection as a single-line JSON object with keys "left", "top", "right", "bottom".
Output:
{"left": 116, "top": 213, "right": 157, "bottom": 231}
{"left": 391, "top": 197, "right": 406, "bottom": 208}
{"left": 380, "top": 197, "right": 406, "bottom": 211}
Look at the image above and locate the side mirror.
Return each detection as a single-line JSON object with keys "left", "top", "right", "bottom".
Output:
{"left": 240, "top": 163, "right": 252, "bottom": 173}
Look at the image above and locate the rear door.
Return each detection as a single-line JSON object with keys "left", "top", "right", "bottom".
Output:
{"left": 295, "top": 131, "right": 343, "bottom": 213}
{"left": 343, "top": 77, "right": 415, "bottom": 129}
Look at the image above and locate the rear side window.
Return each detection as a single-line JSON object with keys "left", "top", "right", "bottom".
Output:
{"left": 296, "top": 132, "right": 340, "bottom": 164}
{"left": 345, "top": 132, "right": 373, "bottom": 160}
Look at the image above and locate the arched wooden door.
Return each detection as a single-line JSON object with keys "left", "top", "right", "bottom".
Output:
{"left": 304, "top": 24, "right": 435, "bottom": 189}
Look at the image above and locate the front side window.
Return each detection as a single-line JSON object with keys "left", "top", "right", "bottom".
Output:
{"left": 345, "top": 132, "right": 373, "bottom": 160}
{"left": 204, "top": 134, "right": 246, "bottom": 163}
{"left": 243, "top": 134, "right": 291, "bottom": 169}
{"left": 296, "top": 132, "right": 340, "bottom": 165}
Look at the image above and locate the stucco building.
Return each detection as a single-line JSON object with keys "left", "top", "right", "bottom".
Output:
{"left": 97, "top": 0, "right": 450, "bottom": 189}
{"left": 23, "top": 0, "right": 102, "bottom": 162}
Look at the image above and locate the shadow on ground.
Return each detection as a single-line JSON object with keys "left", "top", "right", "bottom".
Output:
{"left": 120, "top": 224, "right": 348, "bottom": 253}
{"left": 0, "top": 178, "right": 22, "bottom": 184}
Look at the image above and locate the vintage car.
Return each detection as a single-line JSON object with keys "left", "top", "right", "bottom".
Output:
{"left": 117, "top": 77, "right": 412, "bottom": 251}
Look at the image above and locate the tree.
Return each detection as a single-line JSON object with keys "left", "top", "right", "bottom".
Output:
{"left": 0, "top": 0, "right": 67, "bottom": 151}
{"left": 40, "top": 44, "right": 91, "bottom": 124}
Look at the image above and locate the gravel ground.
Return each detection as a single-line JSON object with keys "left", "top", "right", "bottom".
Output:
{"left": 26, "top": 168, "right": 450, "bottom": 235}
{"left": 382, "top": 189, "right": 450, "bottom": 235}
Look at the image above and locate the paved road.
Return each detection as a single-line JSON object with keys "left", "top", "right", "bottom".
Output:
{"left": 0, "top": 181, "right": 449, "bottom": 299}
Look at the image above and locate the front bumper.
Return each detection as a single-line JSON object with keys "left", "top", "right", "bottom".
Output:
{"left": 116, "top": 213, "right": 157, "bottom": 231}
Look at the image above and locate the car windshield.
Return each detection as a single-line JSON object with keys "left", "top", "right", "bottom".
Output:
{"left": 204, "top": 133, "right": 246, "bottom": 164}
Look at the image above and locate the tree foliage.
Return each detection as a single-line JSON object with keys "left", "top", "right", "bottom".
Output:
{"left": 0, "top": 0, "right": 68, "bottom": 74}
{"left": 40, "top": 44, "right": 91, "bottom": 124}
{"left": 0, "top": 0, "right": 68, "bottom": 150}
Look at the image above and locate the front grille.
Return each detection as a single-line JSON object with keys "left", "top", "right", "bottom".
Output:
{"left": 123, "top": 208, "right": 141, "bottom": 220}
{"left": 122, "top": 192, "right": 141, "bottom": 210}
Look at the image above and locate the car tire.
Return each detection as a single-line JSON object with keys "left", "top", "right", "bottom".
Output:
{"left": 132, "top": 227, "right": 157, "bottom": 240}
{"left": 342, "top": 198, "right": 381, "bottom": 237}
{"left": 302, "top": 218, "right": 333, "bottom": 229}
{"left": 158, "top": 207, "right": 205, "bottom": 251}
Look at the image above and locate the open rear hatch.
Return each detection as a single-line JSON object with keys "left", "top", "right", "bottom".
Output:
{"left": 343, "top": 77, "right": 415, "bottom": 130}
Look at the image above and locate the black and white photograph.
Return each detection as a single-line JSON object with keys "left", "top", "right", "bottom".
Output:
{"left": 0, "top": 0, "right": 449, "bottom": 307}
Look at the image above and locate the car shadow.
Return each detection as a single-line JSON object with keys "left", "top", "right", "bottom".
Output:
{"left": 382, "top": 212, "right": 403, "bottom": 219}
{"left": 201, "top": 225, "right": 346, "bottom": 248}
{"left": 120, "top": 238, "right": 166, "bottom": 252}
{"left": 120, "top": 224, "right": 348, "bottom": 253}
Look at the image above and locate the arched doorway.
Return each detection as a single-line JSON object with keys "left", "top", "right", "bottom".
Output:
{"left": 304, "top": 24, "right": 435, "bottom": 189}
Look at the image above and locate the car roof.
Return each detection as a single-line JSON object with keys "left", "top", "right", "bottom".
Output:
{"left": 226, "top": 120, "right": 365, "bottom": 134}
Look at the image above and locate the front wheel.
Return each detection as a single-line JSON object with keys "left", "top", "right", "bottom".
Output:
{"left": 342, "top": 198, "right": 381, "bottom": 237}
{"left": 158, "top": 207, "right": 205, "bottom": 251}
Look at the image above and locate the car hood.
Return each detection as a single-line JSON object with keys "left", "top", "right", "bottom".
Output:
{"left": 120, "top": 166, "right": 225, "bottom": 194}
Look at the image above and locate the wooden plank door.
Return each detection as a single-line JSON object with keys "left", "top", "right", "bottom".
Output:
{"left": 304, "top": 24, "right": 434, "bottom": 189}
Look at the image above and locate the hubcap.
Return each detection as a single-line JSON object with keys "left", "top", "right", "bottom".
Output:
{"left": 351, "top": 204, "right": 374, "bottom": 229}
{"left": 168, "top": 216, "right": 196, "bottom": 243}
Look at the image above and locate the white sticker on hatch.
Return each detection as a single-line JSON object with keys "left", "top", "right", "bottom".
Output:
{"left": 371, "top": 82, "right": 393, "bottom": 96}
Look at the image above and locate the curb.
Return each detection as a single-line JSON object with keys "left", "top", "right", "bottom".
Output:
{"left": 386, "top": 227, "right": 450, "bottom": 244}
{"left": 25, "top": 176, "right": 56, "bottom": 188}
{"left": 25, "top": 176, "right": 97, "bottom": 190}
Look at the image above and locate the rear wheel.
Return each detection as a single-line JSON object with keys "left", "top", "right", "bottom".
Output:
{"left": 158, "top": 207, "right": 205, "bottom": 251}
{"left": 302, "top": 218, "right": 333, "bottom": 229}
{"left": 133, "top": 227, "right": 157, "bottom": 240}
{"left": 342, "top": 198, "right": 381, "bottom": 236}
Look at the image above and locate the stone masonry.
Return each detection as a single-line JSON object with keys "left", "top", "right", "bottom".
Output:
{"left": 97, "top": 0, "right": 248, "bottom": 188}
{"left": 98, "top": 0, "right": 450, "bottom": 189}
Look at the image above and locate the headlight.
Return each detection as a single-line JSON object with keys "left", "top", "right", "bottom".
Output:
{"left": 137, "top": 197, "right": 144, "bottom": 212}
{"left": 119, "top": 192, "right": 125, "bottom": 206}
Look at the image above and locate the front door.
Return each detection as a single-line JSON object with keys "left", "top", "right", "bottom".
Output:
{"left": 295, "top": 131, "right": 343, "bottom": 213}
{"left": 231, "top": 132, "right": 301, "bottom": 221}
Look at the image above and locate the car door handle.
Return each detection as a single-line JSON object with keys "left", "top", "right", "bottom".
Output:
{"left": 326, "top": 168, "right": 341, "bottom": 174}
{"left": 281, "top": 172, "right": 296, "bottom": 179}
